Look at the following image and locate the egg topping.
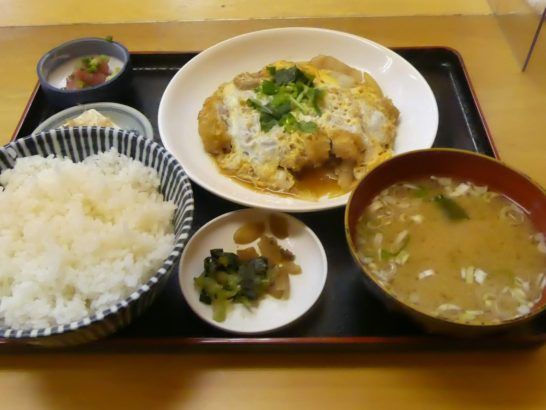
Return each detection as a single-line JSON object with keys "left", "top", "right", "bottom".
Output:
{"left": 198, "top": 55, "right": 399, "bottom": 199}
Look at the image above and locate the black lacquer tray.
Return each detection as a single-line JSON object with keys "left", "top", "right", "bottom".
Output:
{"left": 8, "top": 48, "right": 546, "bottom": 350}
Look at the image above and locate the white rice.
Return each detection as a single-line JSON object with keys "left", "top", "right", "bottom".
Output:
{"left": 0, "top": 148, "right": 176, "bottom": 329}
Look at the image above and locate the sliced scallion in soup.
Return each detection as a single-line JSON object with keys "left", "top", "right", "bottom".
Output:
{"left": 356, "top": 177, "right": 546, "bottom": 325}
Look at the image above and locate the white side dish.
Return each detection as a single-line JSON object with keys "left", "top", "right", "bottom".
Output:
{"left": 33, "top": 102, "right": 154, "bottom": 139}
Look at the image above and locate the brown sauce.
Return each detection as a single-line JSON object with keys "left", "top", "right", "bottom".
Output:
{"left": 291, "top": 165, "right": 347, "bottom": 199}
{"left": 225, "top": 163, "right": 349, "bottom": 200}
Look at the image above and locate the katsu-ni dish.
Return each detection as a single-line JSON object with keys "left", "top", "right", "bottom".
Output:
{"left": 198, "top": 55, "right": 399, "bottom": 199}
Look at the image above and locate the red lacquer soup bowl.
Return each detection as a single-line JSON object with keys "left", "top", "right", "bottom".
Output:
{"left": 345, "top": 148, "right": 546, "bottom": 336}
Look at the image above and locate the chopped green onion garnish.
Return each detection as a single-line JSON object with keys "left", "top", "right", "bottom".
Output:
{"left": 299, "top": 121, "right": 317, "bottom": 133}
{"left": 247, "top": 64, "right": 322, "bottom": 132}
{"left": 260, "top": 80, "right": 278, "bottom": 95}
{"left": 413, "top": 185, "right": 429, "bottom": 198}
{"left": 433, "top": 194, "right": 469, "bottom": 220}
{"left": 380, "top": 234, "right": 410, "bottom": 261}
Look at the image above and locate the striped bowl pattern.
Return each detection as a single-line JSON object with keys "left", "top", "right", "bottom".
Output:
{"left": 0, "top": 127, "right": 194, "bottom": 347}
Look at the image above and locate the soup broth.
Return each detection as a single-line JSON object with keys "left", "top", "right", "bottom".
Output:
{"left": 355, "top": 177, "right": 546, "bottom": 325}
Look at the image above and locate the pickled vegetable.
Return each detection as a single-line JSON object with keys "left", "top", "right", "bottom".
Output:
{"left": 269, "top": 214, "right": 289, "bottom": 239}
{"left": 195, "top": 234, "right": 301, "bottom": 321}
{"left": 268, "top": 266, "right": 290, "bottom": 299}
{"left": 233, "top": 221, "right": 266, "bottom": 244}
{"left": 257, "top": 235, "right": 284, "bottom": 264}
{"left": 237, "top": 247, "right": 259, "bottom": 261}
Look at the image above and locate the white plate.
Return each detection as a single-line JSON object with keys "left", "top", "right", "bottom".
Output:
{"left": 159, "top": 27, "right": 438, "bottom": 212}
{"left": 178, "top": 208, "right": 328, "bottom": 334}
{"left": 33, "top": 102, "right": 154, "bottom": 139}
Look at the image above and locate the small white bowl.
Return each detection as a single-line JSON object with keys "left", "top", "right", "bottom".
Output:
{"left": 33, "top": 102, "right": 154, "bottom": 139}
{"left": 179, "top": 208, "right": 328, "bottom": 334}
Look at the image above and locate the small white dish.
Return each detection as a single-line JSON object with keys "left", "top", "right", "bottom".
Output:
{"left": 159, "top": 27, "right": 438, "bottom": 212}
{"left": 179, "top": 208, "right": 328, "bottom": 334}
{"left": 33, "top": 102, "right": 154, "bottom": 139}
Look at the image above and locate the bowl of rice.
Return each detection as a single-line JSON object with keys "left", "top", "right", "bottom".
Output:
{"left": 0, "top": 127, "right": 194, "bottom": 346}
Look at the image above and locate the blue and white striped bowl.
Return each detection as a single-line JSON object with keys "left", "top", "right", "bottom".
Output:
{"left": 0, "top": 127, "right": 194, "bottom": 347}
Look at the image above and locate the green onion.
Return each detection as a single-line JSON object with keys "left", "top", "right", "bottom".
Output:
{"left": 279, "top": 113, "right": 299, "bottom": 133}
{"left": 380, "top": 249, "right": 395, "bottom": 261}
{"left": 299, "top": 121, "right": 317, "bottom": 133}
{"left": 433, "top": 194, "right": 469, "bottom": 220}
{"left": 309, "top": 88, "right": 323, "bottom": 116}
{"left": 380, "top": 235, "right": 410, "bottom": 261}
{"left": 247, "top": 99, "right": 275, "bottom": 117}
{"left": 260, "top": 80, "right": 278, "bottom": 95}
{"left": 413, "top": 185, "right": 429, "bottom": 198}
{"left": 248, "top": 64, "right": 323, "bottom": 132}
{"left": 289, "top": 96, "right": 309, "bottom": 114}
{"left": 274, "top": 67, "right": 298, "bottom": 85}
{"left": 259, "top": 113, "right": 277, "bottom": 132}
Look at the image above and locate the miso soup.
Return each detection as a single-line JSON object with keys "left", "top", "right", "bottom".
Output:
{"left": 355, "top": 176, "right": 546, "bottom": 325}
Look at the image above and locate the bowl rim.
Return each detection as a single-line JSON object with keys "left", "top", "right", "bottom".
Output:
{"left": 37, "top": 37, "right": 131, "bottom": 95}
{"left": 0, "top": 127, "right": 194, "bottom": 339}
{"left": 344, "top": 147, "right": 546, "bottom": 330}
